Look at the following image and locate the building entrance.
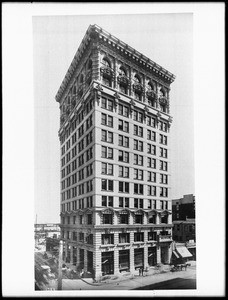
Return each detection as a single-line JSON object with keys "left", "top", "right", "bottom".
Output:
{"left": 134, "top": 248, "right": 144, "bottom": 269}
{"left": 148, "top": 247, "right": 157, "bottom": 266}
{"left": 102, "top": 251, "right": 114, "bottom": 275}
{"left": 161, "top": 246, "right": 169, "bottom": 264}
{"left": 87, "top": 251, "right": 93, "bottom": 273}
{"left": 72, "top": 246, "right": 77, "bottom": 266}
{"left": 119, "top": 250, "right": 130, "bottom": 272}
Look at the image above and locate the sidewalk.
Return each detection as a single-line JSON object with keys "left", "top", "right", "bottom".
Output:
{"left": 62, "top": 261, "right": 196, "bottom": 290}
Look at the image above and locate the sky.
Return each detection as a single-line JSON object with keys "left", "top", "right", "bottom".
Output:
{"left": 2, "top": 3, "right": 225, "bottom": 297}
{"left": 33, "top": 13, "right": 194, "bottom": 224}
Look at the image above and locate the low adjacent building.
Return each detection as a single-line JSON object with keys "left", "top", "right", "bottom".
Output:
{"left": 172, "top": 194, "right": 195, "bottom": 221}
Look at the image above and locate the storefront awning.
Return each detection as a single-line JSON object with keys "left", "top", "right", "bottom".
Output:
{"left": 176, "top": 246, "right": 192, "bottom": 258}
{"left": 172, "top": 250, "right": 180, "bottom": 258}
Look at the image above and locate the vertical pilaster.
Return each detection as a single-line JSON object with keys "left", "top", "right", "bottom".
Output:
{"left": 84, "top": 249, "right": 88, "bottom": 272}
{"left": 156, "top": 213, "right": 160, "bottom": 225}
{"left": 76, "top": 247, "right": 80, "bottom": 268}
{"left": 144, "top": 246, "right": 148, "bottom": 270}
{"left": 129, "top": 232, "right": 135, "bottom": 272}
{"left": 114, "top": 232, "right": 120, "bottom": 274}
{"left": 113, "top": 58, "right": 117, "bottom": 89}
{"left": 156, "top": 245, "right": 161, "bottom": 264}
{"left": 93, "top": 231, "right": 102, "bottom": 279}
{"left": 144, "top": 231, "right": 149, "bottom": 269}
{"left": 70, "top": 245, "right": 74, "bottom": 264}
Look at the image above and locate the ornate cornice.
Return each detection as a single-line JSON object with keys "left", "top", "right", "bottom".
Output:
{"left": 55, "top": 24, "right": 175, "bottom": 103}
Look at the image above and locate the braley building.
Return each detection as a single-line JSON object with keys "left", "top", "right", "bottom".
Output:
{"left": 55, "top": 24, "right": 176, "bottom": 279}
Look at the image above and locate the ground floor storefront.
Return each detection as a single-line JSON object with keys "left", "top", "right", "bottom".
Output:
{"left": 63, "top": 242, "right": 172, "bottom": 279}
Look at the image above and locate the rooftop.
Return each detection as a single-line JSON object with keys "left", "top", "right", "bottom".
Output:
{"left": 55, "top": 24, "right": 176, "bottom": 102}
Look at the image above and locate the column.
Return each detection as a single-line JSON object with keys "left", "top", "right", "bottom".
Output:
{"left": 114, "top": 232, "right": 120, "bottom": 274}
{"left": 143, "top": 231, "right": 149, "bottom": 269}
{"left": 156, "top": 213, "right": 160, "bottom": 225}
{"left": 144, "top": 246, "right": 149, "bottom": 270}
{"left": 94, "top": 231, "right": 102, "bottom": 280}
{"left": 113, "top": 58, "right": 117, "bottom": 89}
{"left": 129, "top": 231, "right": 135, "bottom": 273}
{"left": 70, "top": 245, "right": 74, "bottom": 264}
{"left": 156, "top": 245, "right": 161, "bottom": 264}
{"left": 76, "top": 247, "right": 80, "bottom": 268}
{"left": 142, "top": 74, "right": 146, "bottom": 103}
{"left": 129, "top": 68, "right": 132, "bottom": 97}
{"left": 84, "top": 249, "right": 88, "bottom": 272}
{"left": 64, "top": 242, "right": 68, "bottom": 262}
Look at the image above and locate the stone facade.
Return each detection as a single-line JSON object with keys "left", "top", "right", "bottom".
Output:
{"left": 55, "top": 25, "right": 175, "bottom": 279}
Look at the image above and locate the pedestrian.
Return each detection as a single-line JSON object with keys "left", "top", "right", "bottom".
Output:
{"left": 138, "top": 268, "right": 141, "bottom": 276}
{"left": 141, "top": 267, "right": 144, "bottom": 277}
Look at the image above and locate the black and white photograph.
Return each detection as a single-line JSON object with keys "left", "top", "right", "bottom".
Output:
{"left": 2, "top": 2, "right": 225, "bottom": 297}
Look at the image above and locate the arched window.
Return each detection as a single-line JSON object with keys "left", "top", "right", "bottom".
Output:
{"left": 159, "top": 88, "right": 168, "bottom": 113}
{"left": 102, "top": 57, "right": 111, "bottom": 68}
{"left": 101, "top": 57, "right": 113, "bottom": 87}
{"left": 118, "top": 66, "right": 128, "bottom": 95}
{"left": 147, "top": 82, "right": 156, "bottom": 107}
{"left": 85, "top": 59, "right": 93, "bottom": 88}
{"left": 87, "top": 59, "right": 92, "bottom": 70}
{"left": 78, "top": 74, "right": 84, "bottom": 98}
{"left": 119, "top": 66, "right": 127, "bottom": 77}
{"left": 133, "top": 74, "right": 143, "bottom": 101}
{"left": 134, "top": 74, "right": 141, "bottom": 84}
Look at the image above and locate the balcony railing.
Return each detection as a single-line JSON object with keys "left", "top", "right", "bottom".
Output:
{"left": 132, "top": 83, "right": 143, "bottom": 93}
{"left": 100, "top": 66, "right": 114, "bottom": 79}
{"left": 159, "top": 96, "right": 168, "bottom": 105}
{"left": 146, "top": 90, "right": 157, "bottom": 99}
{"left": 117, "top": 74, "right": 129, "bottom": 86}
{"left": 159, "top": 234, "right": 172, "bottom": 242}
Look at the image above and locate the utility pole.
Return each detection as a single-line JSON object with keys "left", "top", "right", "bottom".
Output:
{"left": 58, "top": 240, "right": 63, "bottom": 290}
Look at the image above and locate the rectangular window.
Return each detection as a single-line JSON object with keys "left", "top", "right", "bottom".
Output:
{"left": 102, "top": 234, "right": 114, "bottom": 244}
{"left": 160, "top": 160, "right": 168, "bottom": 171}
{"left": 101, "top": 113, "right": 113, "bottom": 127}
{"left": 119, "top": 181, "right": 130, "bottom": 193}
{"left": 119, "top": 166, "right": 129, "bottom": 178}
{"left": 133, "top": 110, "right": 143, "bottom": 123}
{"left": 118, "top": 135, "right": 129, "bottom": 148}
{"left": 134, "top": 169, "right": 144, "bottom": 180}
{"left": 101, "top": 146, "right": 113, "bottom": 159}
{"left": 101, "top": 179, "right": 114, "bottom": 191}
{"left": 134, "top": 184, "right": 144, "bottom": 195}
{"left": 148, "top": 185, "right": 156, "bottom": 196}
{"left": 101, "top": 97, "right": 113, "bottom": 111}
{"left": 160, "top": 173, "right": 168, "bottom": 184}
{"left": 118, "top": 103, "right": 129, "bottom": 117}
{"left": 118, "top": 119, "right": 129, "bottom": 132}
{"left": 147, "top": 116, "right": 156, "bottom": 128}
{"left": 103, "top": 214, "right": 113, "bottom": 225}
{"left": 118, "top": 150, "right": 129, "bottom": 163}
{"left": 101, "top": 129, "right": 113, "bottom": 143}
{"left": 134, "top": 125, "right": 143, "bottom": 137}
{"left": 147, "top": 171, "right": 156, "bottom": 182}
{"left": 160, "top": 187, "right": 168, "bottom": 197}
{"left": 134, "top": 154, "right": 143, "bottom": 166}
{"left": 148, "top": 158, "right": 156, "bottom": 169}
{"left": 134, "top": 232, "right": 144, "bottom": 242}
{"left": 119, "top": 233, "right": 130, "bottom": 243}
{"left": 101, "top": 162, "right": 113, "bottom": 175}
{"left": 102, "top": 196, "right": 114, "bottom": 207}
{"left": 147, "top": 144, "right": 156, "bottom": 155}
{"left": 134, "top": 139, "right": 144, "bottom": 152}
{"left": 159, "top": 134, "right": 168, "bottom": 145}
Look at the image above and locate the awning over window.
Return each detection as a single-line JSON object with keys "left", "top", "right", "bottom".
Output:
{"left": 172, "top": 250, "right": 180, "bottom": 258}
{"left": 176, "top": 246, "right": 193, "bottom": 258}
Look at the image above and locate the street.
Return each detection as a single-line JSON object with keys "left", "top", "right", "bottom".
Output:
{"left": 133, "top": 277, "right": 196, "bottom": 290}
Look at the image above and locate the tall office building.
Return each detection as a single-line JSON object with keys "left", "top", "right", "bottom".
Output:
{"left": 55, "top": 24, "right": 175, "bottom": 279}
